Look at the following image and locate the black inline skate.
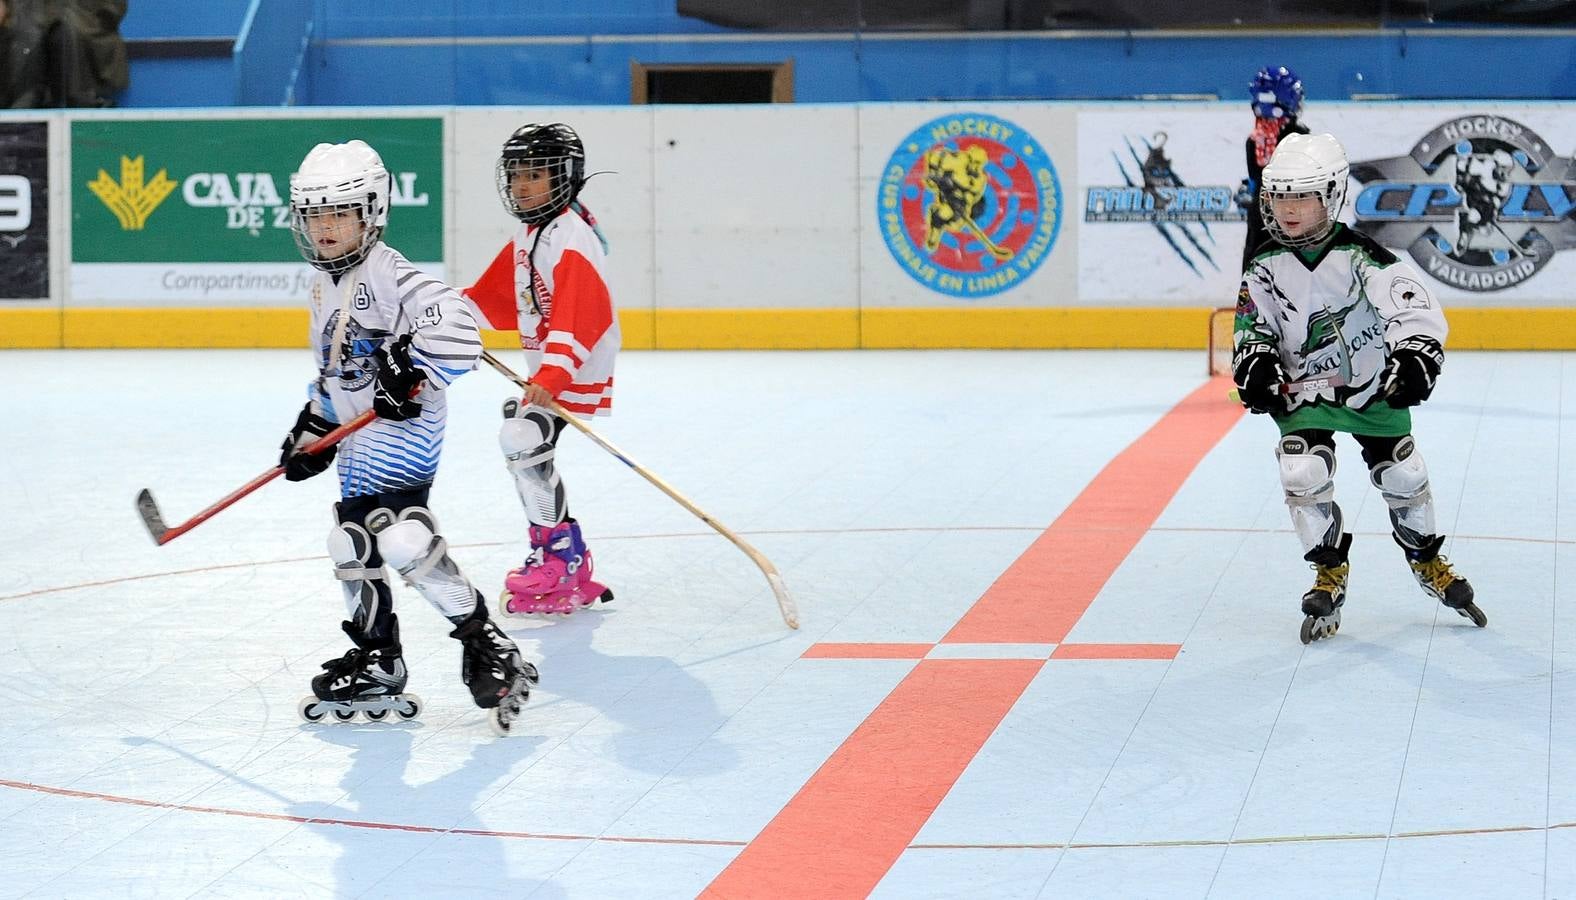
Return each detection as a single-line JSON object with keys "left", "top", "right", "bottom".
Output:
{"left": 450, "top": 603, "right": 540, "bottom": 736}
{"left": 1300, "top": 535, "right": 1351, "bottom": 645}
{"left": 1400, "top": 535, "right": 1486, "bottom": 628}
{"left": 299, "top": 618, "right": 422, "bottom": 723}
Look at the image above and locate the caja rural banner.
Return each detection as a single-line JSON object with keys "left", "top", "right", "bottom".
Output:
{"left": 1078, "top": 105, "right": 1576, "bottom": 306}
{"left": 0, "top": 121, "right": 50, "bottom": 300}
{"left": 70, "top": 117, "right": 443, "bottom": 306}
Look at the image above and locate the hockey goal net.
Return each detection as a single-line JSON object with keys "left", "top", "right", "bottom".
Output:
{"left": 1208, "top": 306, "right": 1234, "bottom": 376}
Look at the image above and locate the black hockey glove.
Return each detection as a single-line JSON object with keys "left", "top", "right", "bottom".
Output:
{"left": 279, "top": 403, "right": 336, "bottom": 482}
{"left": 372, "top": 333, "right": 424, "bottom": 421}
{"left": 1232, "top": 343, "right": 1285, "bottom": 414}
{"left": 1381, "top": 336, "right": 1443, "bottom": 408}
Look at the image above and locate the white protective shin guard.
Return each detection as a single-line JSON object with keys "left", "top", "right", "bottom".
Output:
{"left": 499, "top": 404, "right": 566, "bottom": 526}
{"left": 1368, "top": 436, "right": 1436, "bottom": 550}
{"left": 369, "top": 507, "right": 479, "bottom": 622}
{"left": 327, "top": 520, "right": 387, "bottom": 632}
{"left": 1277, "top": 435, "right": 1344, "bottom": 554}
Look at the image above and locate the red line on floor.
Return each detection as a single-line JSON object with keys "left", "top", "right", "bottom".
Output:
{"left": 944, "top": 378, "right": 1245, "bottom": 645}
{"left": 0, "top": 778, "right": 747, "bottom": 846}
{"left": 800, "top": 643, "right": 931, "bottom": 659}
{"left": 700, "top": 659, "right": 1044, "bottom": 899}
{"left": 1050, "top": 642, "right": 1181, "bottom": 660}
{"left": 703, "top": 378, "right": 1242, "bottom": 898}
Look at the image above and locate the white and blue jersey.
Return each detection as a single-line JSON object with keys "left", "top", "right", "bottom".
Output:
{"left": 304, "top": 242, "right": 482, "bottom": 499}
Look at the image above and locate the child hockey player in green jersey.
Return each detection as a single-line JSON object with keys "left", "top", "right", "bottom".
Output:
{"left": 1232, "top": 132, "right": 1484, "bottom": 644}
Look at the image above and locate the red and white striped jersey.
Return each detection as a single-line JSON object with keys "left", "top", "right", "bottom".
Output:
{"left": 464, "top": 205, "right": 620, "bottom": 417}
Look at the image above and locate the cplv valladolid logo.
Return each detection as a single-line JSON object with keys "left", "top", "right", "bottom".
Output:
{"left": 1350, "top": 115, "right": 1576, "bottom": 292}
{"left": 877, "top": 113, "right": 1061, "bottom": 298}
{"left": 1083, "top": 131, "right": 1244, "bottom": 278}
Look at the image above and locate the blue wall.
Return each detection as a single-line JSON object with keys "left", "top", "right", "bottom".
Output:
{"left": 301, "top": 31, "right": 1576, "bottom": 107}
{"left": 121, "top": 0, "right": 254, "bottom": 38}
{"left": 114, "top": 0, "right": 1576, "bottom": 107}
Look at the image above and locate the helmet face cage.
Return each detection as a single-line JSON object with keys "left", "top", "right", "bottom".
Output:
{"left": 290, "top": 202, "right": 382, "bottom": 275}
{"left": 1250, "top": 65, "right": 1303, "bottom": 119}
{"left": 1260, "top": 175, "right": 1348, "bottom": 249}
{"left": 288, "top": 141, "right": 389, "bottom": 274}
{"left": 495, "top": 123, "right": 585, "bottom": 225}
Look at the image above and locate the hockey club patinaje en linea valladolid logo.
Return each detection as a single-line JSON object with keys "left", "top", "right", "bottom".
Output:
{"left": 877, "top": 112, "right": 1062, "bottom": 299}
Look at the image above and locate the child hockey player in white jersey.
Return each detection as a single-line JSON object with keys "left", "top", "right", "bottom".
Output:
{"left": 278, "top": 139, "right": 539, "bottom": 733}
{"left": 1232, "top": 132, "right": 1483, "bottom": 644}
{"left": 464, "top": 123, "right": 620, "bottom": 618}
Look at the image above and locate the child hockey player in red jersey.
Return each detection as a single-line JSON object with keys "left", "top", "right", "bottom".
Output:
{"left": 1233, "top": 132, "right": 1483, "bottom": 644}
{"left": 463, "top": 123, "right": 621, "bottom": 618}
{"left": 279, "top": 139, "right": 539, "bottom": 733}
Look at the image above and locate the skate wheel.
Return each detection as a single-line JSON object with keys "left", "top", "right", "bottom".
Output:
{"left": 364, "top": 708, "right": 389, "bottom": 721}
{"left": 332, "top": 708, "right": 357, "bottom": 723}
{"left": 499, "top": 590, "right": 528, "bottom": 618}
{"left": 298, "top": 697, "right": 326, "bottom": 723}
{"left": 397, "top": 696, "right": 422, "bottom": 720}
{"left": 1459, "top": 603, "right": 1488, "bottom": 628}
{"left": 1299, "top": 617, "right": 1315, "bottom": 645}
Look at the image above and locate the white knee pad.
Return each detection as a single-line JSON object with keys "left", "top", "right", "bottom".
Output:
{"left": 1369, "top": 437, "right": 1435, "bottom": 545}
{"left": 1277, "top": 436, "right": 1343, "bottom": 552}
{"left": 1277, "top": 437, "right": 1336, "bottom": 503}
{"left": 369, "top": 507, "right": 478, "bottom": 621}
{"left": 327, "top": 521, "right": 385, "bottom": 627}
{"left": 1369, "top": 437, "right": 1430, "bottom": 500}
{"left": 499, "top": 407, "right": 565, "bottom": 525}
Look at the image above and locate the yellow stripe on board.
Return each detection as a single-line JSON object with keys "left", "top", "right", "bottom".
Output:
{"left": 2, "top": 306, "right": 1573, "bottom": 350}
{"left": 0, "top": 309, "right": 62, "bottom": 349}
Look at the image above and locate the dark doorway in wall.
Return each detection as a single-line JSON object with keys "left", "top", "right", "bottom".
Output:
{"left": 631, "top": 62, "right": 794, "bottom": 103}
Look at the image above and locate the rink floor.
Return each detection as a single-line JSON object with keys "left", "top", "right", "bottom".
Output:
{"left": 0, "top": 348, "right": 1571, "bottom": 899}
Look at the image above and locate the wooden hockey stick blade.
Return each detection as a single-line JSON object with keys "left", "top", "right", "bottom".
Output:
{"left": 480, "top": 350, "right": 800, "bottom": 629}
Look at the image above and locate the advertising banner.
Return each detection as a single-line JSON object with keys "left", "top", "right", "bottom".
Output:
{"left": 0, "top": 122, "right": 50, "bottom": 300}
{"left": 1077, "top": 108, "right": 1247, "bottom": 305}
{"left": 1338, "top": 108, "right": 1576, "bottom": 297}
{"left": 1080, "top": 104, "right": 1576, "bottom": 305}
{"left": 70, "top": 117, "right": 443, "bottom": 305}
{"left": 864, "top": 106, "right": 1072, "bottom": 307}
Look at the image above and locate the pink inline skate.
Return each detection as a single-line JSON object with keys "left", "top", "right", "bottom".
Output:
{"left": 499, "top": 519, "right": 614, "bottom": 617}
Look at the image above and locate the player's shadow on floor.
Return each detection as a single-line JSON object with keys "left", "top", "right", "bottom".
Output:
{"left": 517, "top": 608, "right": 741, "bottom": 779}
{"left": 298, "top": 723, "right": 564, "bottom": 898}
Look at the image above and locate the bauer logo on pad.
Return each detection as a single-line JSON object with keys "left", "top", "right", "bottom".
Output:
{"left": 876, "top": 112, "right": 1061, "bottom": 299}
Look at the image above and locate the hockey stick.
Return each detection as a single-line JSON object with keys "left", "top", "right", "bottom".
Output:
{"left": 960, "top": 214, "right": 1014, "bottom": 260}
{"left": 480, "top": 350, "right": 800, "bottom": 630}
{"left": 136, "top": 408, "right": 378, "bottom": 546}
{"left": 1227, "top": 372, "right": 1347, "bottom": 404}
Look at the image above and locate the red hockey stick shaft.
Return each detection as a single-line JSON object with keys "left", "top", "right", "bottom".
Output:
{"left": 137, "top": 408, "right": 378, "bottom": 546}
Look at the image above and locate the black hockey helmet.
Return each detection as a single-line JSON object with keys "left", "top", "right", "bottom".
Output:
{"left": 495, "top": 123, "right": 586, "bottom": 225}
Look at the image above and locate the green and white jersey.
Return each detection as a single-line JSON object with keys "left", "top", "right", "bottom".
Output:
{"left": 1234, "top": 225, "right": 1447, "bottom": 436}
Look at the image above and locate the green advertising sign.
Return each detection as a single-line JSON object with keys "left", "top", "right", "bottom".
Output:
{"left": 71, "top": 118, "right": 442, "bottom": 263}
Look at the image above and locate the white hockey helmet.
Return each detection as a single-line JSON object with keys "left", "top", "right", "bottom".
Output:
{"left": 289, "top": 140, "right": 390, "bottom": 274}
{"left": 1259, "top": 132, "right": 1350, "bottom": 248}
